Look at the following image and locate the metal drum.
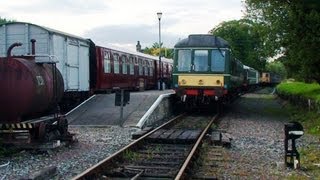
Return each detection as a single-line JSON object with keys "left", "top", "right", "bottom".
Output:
{"left": 0, "top": 57, "right": 64, "bottom": 123}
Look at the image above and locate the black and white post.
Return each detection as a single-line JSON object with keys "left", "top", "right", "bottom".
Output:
{"left": 157, "top": 12, "right": 163, "bottom": 90}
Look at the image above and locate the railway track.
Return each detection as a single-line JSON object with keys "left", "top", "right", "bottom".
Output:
{"left": 72, "top": 113, "right": 219, "bottom": 179}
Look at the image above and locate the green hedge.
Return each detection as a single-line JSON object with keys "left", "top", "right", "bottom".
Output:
{"left": 276, "top": 82, "right": 320, "bottom": 101}
{"left": 276, "top": 81, "right": 320, "bottom": 112}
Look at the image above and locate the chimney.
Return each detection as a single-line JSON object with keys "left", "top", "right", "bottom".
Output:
{"left": 136, "top": 41, "right": 142, "bottom": 52}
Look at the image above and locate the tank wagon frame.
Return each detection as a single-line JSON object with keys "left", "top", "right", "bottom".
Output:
{"left": 0, "top": 42, "right": 74, "bottom": 146}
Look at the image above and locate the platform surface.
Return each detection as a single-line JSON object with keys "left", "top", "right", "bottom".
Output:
{"left": 67, "top": 90, "right": 174, "bottom": 127}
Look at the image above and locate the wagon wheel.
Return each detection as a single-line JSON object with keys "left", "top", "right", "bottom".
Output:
{"left": 57, "top": 118, "right": 68, "bottom": 136}
{"left": 38, "top": 122, "right": 47, "bottom": 141}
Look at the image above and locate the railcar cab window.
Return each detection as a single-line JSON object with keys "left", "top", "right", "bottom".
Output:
{"left": 194, "top": 50, "right": 208, "bottom": 72}
{"left": 104, "top": 51, "right": 111, "bottom": 73}
{"left": 113, "top": 54, "right": 120, "bottom": 74}
{"left": 122, "top": 56, "right": 127, "bottom": 74}
{"left": 177, "top": 49, "right": 191, "bottom": 71}
{"left": 211, "top": 49, "right": 225, "bottom": 72}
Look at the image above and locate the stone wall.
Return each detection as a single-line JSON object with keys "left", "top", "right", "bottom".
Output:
{"left": 141, "top": 95, "right": 175, "bottom": 128}
{"left": 277, "top": 92, "right": 320, "bottom": 112}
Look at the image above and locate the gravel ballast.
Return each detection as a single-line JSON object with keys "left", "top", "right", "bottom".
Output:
{"left": 0, "top": 126, "right": 138, "bottom": 179}
{"left": 213, "top": 89, "right": 318, "bottom": 179}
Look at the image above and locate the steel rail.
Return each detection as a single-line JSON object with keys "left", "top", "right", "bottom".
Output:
{"left": 175, "top": 114, "right": 219, "bottom": 179}
{"left": 72, "top": 113, "right": 186, "bottom": 180}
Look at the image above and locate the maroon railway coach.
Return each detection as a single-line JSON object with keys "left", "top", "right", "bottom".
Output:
{"left": 92, "top": 44, "right": 173, "bottom": 92}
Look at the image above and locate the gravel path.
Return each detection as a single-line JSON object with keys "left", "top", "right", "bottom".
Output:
{"left": 215, "top": 88, "right": 318, "bottom": 179}
{"left": 0, "top": 126, "right": 138, "bottom": 179}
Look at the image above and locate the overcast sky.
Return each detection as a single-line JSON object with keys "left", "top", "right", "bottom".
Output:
{"left": 0, "top": 0, "right": 245, "bottom": 50}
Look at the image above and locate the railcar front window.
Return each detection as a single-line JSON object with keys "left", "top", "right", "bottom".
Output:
{"left": 177, "top": 50, "right": 191, "bottom": 71}
{"left": 211, "top": 50, "right": 225, "bottom": 72}
{"left": 194, "top": 50, "right": 208, "bottom": 72}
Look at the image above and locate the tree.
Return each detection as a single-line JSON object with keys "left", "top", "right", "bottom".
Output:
{"left": 209, "top": 19, "right": 267, "bottom": 71}
{"left": 143, "top": 42, "right": 173, "bottom": 59}
{"left": 266, "top": 60, "right": 287, "bottom": 79}
{"left": 0, "top": 17, "right": 14, "bottom": 25}
{"left": 245, "top": 0, "right": 320, "bottom": 83}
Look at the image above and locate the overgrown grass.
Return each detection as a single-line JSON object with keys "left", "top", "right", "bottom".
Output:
{"left": 276, "top": 81, "right": 320, "bottom": 135}
{"left": 277, "top": 81, "right": 320, "bottom": 101}
{"left": 277, "top": 81, "right": 320, "bottom": 178}
{"left": 285, "top": 104, "right": 320, "bottom": 135}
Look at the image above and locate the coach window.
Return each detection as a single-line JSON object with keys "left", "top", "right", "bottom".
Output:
{"left": 194, "top": 50, "right": 208, "bottom": 72}
{"left": 149, "top": 62, "right": 153, "bottom": 76}
{"left": 177, "top": 50, "right": 191, "bottom": 71}
{"left": 113, "top": 54, "right": 120, "bottom": 74}
{"left": 122, "top": 56, "right": 127, "bottom": 74}
{"left": 104, "top": 51, "right": 111, "bottom": 73}
{"left": 129, "top": 57, "right": 134, "bottom": 75}
{"left": 211, "top": 49, "right": 225, "bottom": 72}
{"left": 144, "top": 61, "right": 149, "bottom": 76}
{"left": 162, "top": 63, "right": 166, "bottom": 75}
{"left": 139, "top": 59, "right": 143, "bottom": 75}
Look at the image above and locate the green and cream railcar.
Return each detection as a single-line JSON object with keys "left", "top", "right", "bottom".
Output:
{"left": 243, "top": 65, "right": 259, "bottom": 86}
{"left": 172, "top": 34, "right": 244, "bottom": 104}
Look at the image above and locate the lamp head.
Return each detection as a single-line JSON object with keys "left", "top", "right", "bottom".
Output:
{"left": 157, "top": 12, "right": 162, "bottom": 20}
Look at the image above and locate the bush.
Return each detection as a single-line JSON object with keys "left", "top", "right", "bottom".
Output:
{"left": 276, "top": 82, "right": 320, "bottom": 101}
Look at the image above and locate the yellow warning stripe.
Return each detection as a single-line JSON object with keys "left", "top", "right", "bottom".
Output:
{"left": 0, "top": 123, "right": 33, "bottom": 129}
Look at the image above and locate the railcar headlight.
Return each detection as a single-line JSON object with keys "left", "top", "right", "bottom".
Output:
{"left": 181, "top": 79, "right": 187, "bottom": 84}
{"left": 198, "top": 79, "right": 204, "bottom": 85}
{"left": 216, "top": 80, "right": 221, "bottom": 84}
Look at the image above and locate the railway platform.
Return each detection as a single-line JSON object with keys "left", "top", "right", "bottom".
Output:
{"left": 67, "top": 90, "right": 175, "bottom": 128}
